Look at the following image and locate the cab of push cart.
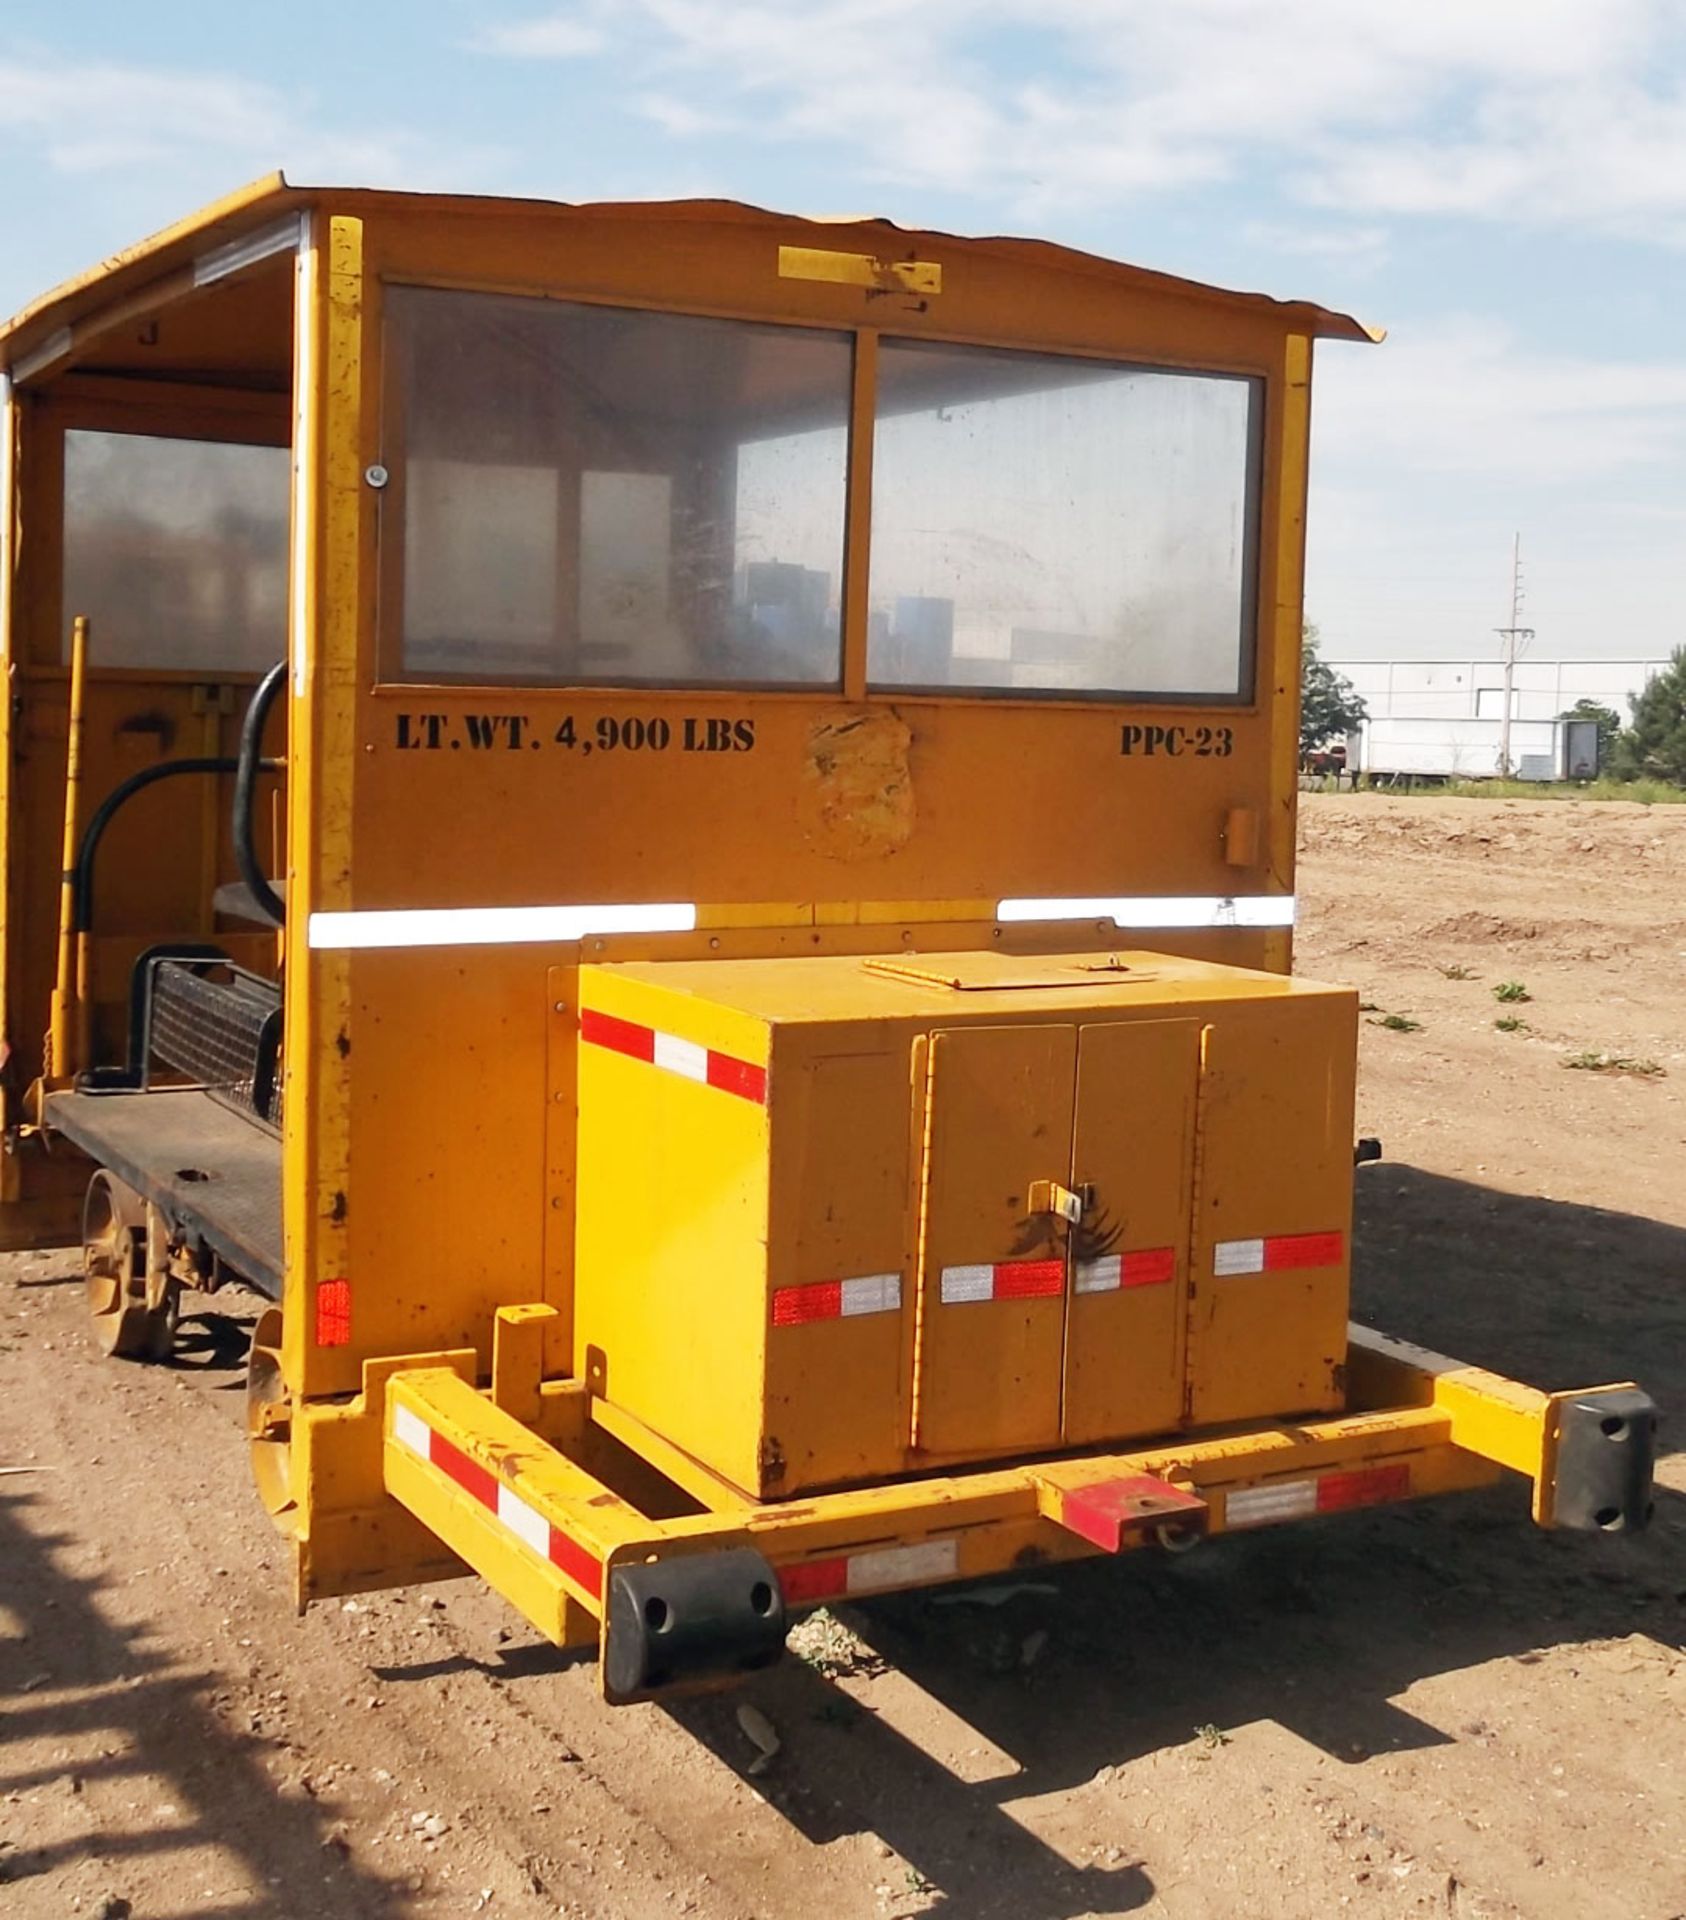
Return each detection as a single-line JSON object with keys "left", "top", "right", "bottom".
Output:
{"left": 0, "top": 180, "right": 1390, "bottom": 1603}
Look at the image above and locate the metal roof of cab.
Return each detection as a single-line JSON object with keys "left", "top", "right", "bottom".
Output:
{"left": 0, "top": 170, "right": 1381, "bottom": 373}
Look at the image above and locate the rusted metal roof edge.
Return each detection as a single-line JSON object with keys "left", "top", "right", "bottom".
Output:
{"left": 0, "top": 172, "right": 1382, "bottom": 372}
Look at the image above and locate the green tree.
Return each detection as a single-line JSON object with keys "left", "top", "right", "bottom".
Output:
{"left": 1611, "top": 650, "right": 1686, "bottom": 784}
{"left": 1300, "top": 622, "right": 1367, "bottom": 755}
{"left": 1557, "top": 698, "right": 1622, "bottom": 772}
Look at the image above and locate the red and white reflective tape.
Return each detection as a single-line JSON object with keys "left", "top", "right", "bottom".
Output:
{"left": 772, "top": 1272, "right": 901, "bottom": 1326}
{"left": 390, "top": 1402, "right": 602, "bottom": 1599}
{"left": 1223, "top": 1461, "right": 1411, "bottom": 1529}
{"left": 580, "top": 1006, "right": 767, "bottom": 1105}
{"left": 940, "top": 1258, "right": 1065, "bottom": 1304}
{"left": 780, "top": 1537, "right": 959, "bottom": 1605}
{"left": 1213, "top": 1230, "right": 1343, "bottom": 1276}
{"left": 1074, "top": 1247, "right": 1176, "bottom": 1294}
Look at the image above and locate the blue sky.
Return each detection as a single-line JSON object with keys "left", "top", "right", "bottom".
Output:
{"left": 3, "top": 0, "right": 1683, "bottom": 662}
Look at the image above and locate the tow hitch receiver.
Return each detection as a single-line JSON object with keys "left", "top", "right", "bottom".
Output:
{"left": 1036, "top": 1472, "right": 1209, "bottom": 1552}
{"left": 604, "top": 1548, "right": 787, "bottom": 1703}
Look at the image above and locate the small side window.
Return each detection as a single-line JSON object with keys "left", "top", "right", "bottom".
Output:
{"left": 62, "top": 429, "right": 290, "bottom": 672}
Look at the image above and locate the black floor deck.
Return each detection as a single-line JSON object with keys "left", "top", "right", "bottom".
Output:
{"left": 45, "top": 1088, "right": 282, "bottom": 1297}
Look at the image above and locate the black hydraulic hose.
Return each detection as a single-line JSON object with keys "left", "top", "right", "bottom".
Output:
{"left": 234, "top": 661, "right": 289, "bottom": 928}
{"left": 73, "top": 756, "right": 276, "bottom": 934}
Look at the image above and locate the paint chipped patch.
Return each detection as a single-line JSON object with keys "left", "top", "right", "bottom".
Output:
{"left": 799, "top": 707, "right": 914, "bottom": 860}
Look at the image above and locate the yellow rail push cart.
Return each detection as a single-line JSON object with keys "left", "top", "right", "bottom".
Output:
{"left": 0, "top": 179, "right": 1655, "bottom": 1701}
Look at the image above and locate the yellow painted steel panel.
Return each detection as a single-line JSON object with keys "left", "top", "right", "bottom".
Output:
{"left": 914, "top": 1024, "right": 1076, "bottom": 1459}
{"left": 1064, "top": 1019, "right": 1199, "bottom": 1443}
{"left": 573, "top": 969, "right": 773, "bottom": 1496}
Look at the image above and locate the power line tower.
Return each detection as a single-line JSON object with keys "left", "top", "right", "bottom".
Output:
{"left": 1493, "top": 531, "right": 1535, "bottom": 778}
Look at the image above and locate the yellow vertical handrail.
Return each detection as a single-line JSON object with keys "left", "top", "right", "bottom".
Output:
{"left": 46, "top": 613, "right": 90, "bottom": 1087}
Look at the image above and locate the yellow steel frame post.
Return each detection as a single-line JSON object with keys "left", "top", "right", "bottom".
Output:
{"left": 1263, "top": 333, "right": 1312, "bottom": 977}
{"left": 43, "top": 611, "right": 89, "bottom": 1100}
{"left": 281, "top": 213, "right": 364, "bottom": 1409}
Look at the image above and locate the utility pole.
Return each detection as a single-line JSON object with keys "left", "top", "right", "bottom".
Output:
{"left": 1493, "top": 531, "right": 1534, "bottom": 778}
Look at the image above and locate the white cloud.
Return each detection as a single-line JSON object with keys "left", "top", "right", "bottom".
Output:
{"left": 470, "top": 16, "right": 605, "bottom": 58}
{"left": 633, "top": 93, "right": 740, "bottom": 137}
{"left": 1241, "top": 221, "right": 1390, "bottom": 269}
{"left": 1313, "top": 318, "right": 1686, "bottom": 484}
{"left": 467, "top": 0, "right": 1686, "bottom": 241}
{"left": 0, "top": 57, "right": 494, "bottom": 188}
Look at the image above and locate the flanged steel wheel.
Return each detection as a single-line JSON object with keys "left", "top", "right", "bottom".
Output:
{"left": 246, "top": 1306, "right": 295, "bottom": 1519}
{"left": 83, "top": 1169, "right": 176, "bottom": 1360}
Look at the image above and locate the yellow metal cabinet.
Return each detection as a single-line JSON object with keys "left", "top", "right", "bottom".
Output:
{"left": 573, "top": 948, "right": 1356, "bottom": 1498}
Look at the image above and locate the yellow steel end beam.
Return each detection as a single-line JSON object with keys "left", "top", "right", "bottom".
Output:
{"left": 384, "top": 1367, "right": 649, "bottom": 1644}
{"left": 1347, "top": 1322, "right": 1646, "bottom": 1526}
{"left": 384, "top": 1360, "right": 1504, "bottom": 1633}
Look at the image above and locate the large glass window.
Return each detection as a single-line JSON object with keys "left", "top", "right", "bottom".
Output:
{"left": 62, "top": 430, "right": 290, "bottom": 672}
{"left": 387, "top": 288, "right": 853, "bottom": 687}
{"left": 868, "top": 339, "right": 1260, "bottom": 699}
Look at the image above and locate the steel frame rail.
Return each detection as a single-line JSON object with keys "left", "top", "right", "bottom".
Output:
{"left": 371, "top": 1309, "right": 1651, "bottom": 1698}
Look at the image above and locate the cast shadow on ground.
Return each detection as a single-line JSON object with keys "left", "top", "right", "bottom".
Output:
{"left": 667, "top": 1166, "right": 1681, "bottom": 1920}
{"left": 0, "top": 1485, "right": 412, "bottom": 1920}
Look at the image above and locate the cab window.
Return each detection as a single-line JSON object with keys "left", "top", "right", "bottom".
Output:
{"left": 867, "top": 338, "right": 1261, "bottom": 700}
{"left": 385, "top": 287, "right": 853, "bottom": 689}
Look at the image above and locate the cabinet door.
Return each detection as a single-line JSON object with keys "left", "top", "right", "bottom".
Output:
{"left": 1186, "top": 997, "right": 1354, "bottom": 1426}
{"left": 914, "top": 1024, "right": 1075, "bottom": 1460}
{"left": 1064, "top": 1019, "right": 1200, "bottom": 1444}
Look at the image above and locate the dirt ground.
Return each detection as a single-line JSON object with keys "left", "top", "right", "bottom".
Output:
{"left": 2, "top": 790, "right": 1683, "bottom": 1920}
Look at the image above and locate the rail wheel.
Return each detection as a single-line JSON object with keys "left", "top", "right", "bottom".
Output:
{"left": 83, "top": 1169, "right": 177, "bottom": 1360}
{"left": 247, "top": 1307, "right": 296, "bottom": 1520}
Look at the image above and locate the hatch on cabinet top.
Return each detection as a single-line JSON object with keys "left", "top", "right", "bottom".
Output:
{"left": 859, "top": 951, "right": 1158, "bottom": 992}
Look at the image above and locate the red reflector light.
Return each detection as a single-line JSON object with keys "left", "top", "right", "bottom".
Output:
{"left": 1315, "top": 1463, "right": 1411, "bottom": 1512}
{"left": 315, "top": 1277, "right": 351, "bottom": 1347}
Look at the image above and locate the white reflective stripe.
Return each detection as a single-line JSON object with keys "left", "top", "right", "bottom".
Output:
{"left": 290, "top": 216, "right": 316, "bottom": 697}
{"left": 1224, "top": 1480, "right": 1318, "bottom": 1529}
{"left": 496, "top": 1482, "right": 551, "bottom": 1557}
{"left": 996, "top": 895, "right": 1296, "bottom": 930}
{"left": 194, "top": 214, "right": 303, "bottom": 287}
{"left": 652, "top": 1030, "right": 709, "bottom": 1082}
{"left": 1214, "top": 1237, "right": 1265, "bottom": 1276}
{"left": 307, "top": 902, "right": 698, "bottom": 950}
{"left": 839, "top": 1273, "right": 900, "bottom": 1316}
{"left": 1075, "top": 1254, "right": 1121, "bottom": 1294}
{"left": 940, "top": 1263, "right": 994, "bottom": 1304}
{"left": 846, "top": 1538, "right": 958, "bottom": 1594}
{"left": 392, "top": 1402, "right": 431, "bottom": 1460}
